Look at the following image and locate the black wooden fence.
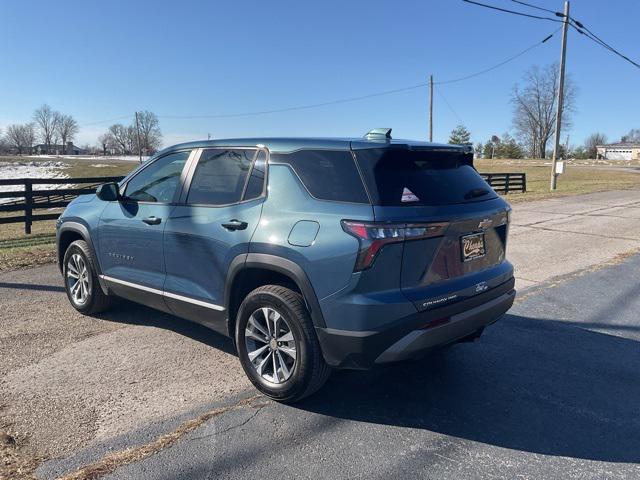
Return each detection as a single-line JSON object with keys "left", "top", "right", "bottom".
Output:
{"left": 480, "top": 173, "right": 526, "bottom": 194}
{"left": 0, "top": 176, "right": 125, "bottom": 234}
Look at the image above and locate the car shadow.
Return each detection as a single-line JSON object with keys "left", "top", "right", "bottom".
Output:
{"left": 94, "top": 300, "right": 237, "bottom": 356}
{"left": 0, "top": 281, "right": 66, "bottom": 293}
{"left": 295, "top": 313, "right": 640, "bottom": 463}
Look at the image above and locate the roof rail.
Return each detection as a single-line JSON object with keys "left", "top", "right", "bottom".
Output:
{"left": 364, "top": 128, "right": 392, "bottom": 139}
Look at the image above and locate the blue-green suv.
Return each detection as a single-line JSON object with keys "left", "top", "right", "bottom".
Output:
{"left": 57, "top": 129, "right": 515, "bottom": 402}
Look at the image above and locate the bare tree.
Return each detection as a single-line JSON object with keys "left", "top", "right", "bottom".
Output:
{"left": 98, "top": 133, "right": 113, "bottom": 156}
{"left": 126, "top": 125, "right": 138, "bottom": 154}
{"left": 108, "top": 124, "right": 130, "bottom": 154}
{"left": 621, "top": 129, "right": 640, "bottom": 143}
{"left": 57, "top": 115, "right": 79, "bottom": 154}
{"left": 136, "top": 111, "right": 162, "bottom": 154}
{"left": 511, "top": 64, "right": 576, "bottom": 159}
{"left": 584, "top": 133, "right": 607, "bottom": 159}
{"left": 33, "top": 104, "right": 61, "bottom": 153}
{"left": 5, "top": 123, "right": 35, "bottom": 155}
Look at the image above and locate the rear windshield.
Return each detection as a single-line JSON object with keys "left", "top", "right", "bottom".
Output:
{"left": 354, "top": 148, "right": 497, "bottom": 206}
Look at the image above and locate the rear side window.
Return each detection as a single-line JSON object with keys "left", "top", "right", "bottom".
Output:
{"left": 271, "top": 150, "right": 369, "bottom": 203}
{"left": 354, "top": 148, "right": 497, "bottom": 206}
{"left": 243, "top": 150, "right": 267, "bottom": 201}
{"left": 187, "top": 149, "right": 254, "bottom": 205}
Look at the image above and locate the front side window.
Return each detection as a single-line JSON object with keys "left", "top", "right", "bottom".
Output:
{"left": 124, "top": 151, "right": 190, "bottom": 203}
{"left": 187, "top": 149, "right": 255, "bottom": 205}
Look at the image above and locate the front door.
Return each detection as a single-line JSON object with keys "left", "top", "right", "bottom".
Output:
{"left": 97, "top": 150, "right": 192, "bottom": 310}
{"left": 163, "top": 147, "right": 267, "bottom": 333}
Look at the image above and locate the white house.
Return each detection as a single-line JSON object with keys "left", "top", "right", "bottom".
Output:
{"left": 596, "top": 143, "right": 640, "bottom": 161}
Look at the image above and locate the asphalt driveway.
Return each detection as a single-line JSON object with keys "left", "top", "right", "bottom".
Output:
{"left": 39, "top": 251, "right": 640, "bottom": 480}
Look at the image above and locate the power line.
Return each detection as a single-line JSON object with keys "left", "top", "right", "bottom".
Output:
{"left": 463, "top": 0, "right": 640, "bottom": 71}
{"left": 434, "top": 29, "right": 558, "bottom": 85}
{"left": 77, "top": 31, "right": 556, "bottom": 126}
{"left": 510, "top": 0, "right": 558, "bottom": 15}
{"left": 79, "top": 114, "right": 133, "bottom": 127}
{"left": 434, "top": 85, "right": 465, "bottom": 124}
{"left": 145, "top": 33, "right": 555, "bottom": 122}
{"left": 569, "top": 21, "right": 640, "bottom": 70}
{"left": 461, "top": 0, "right": 563, "bottom": 23}
{"left": 157, "top": 84, "right": 427, "bottom": 120}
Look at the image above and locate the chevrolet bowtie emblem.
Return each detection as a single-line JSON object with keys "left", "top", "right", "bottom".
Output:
{"left": 478, "top": 218, "right": 493, "bottom": 230}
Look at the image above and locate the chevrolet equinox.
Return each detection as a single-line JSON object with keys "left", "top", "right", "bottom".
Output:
{"left": 57, "top": 129, "right": 515, "bottom": 402}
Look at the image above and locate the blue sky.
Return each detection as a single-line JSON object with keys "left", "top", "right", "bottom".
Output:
{"left": 1, "top": 0, "right": 638, "bottom": 148}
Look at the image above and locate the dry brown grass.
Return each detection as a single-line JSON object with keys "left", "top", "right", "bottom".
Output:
{"left": 0, "top": 431, "right": 40, "bottom": 480}
{"left": 59, "top": 396, "right": 265, "bottom": 480}
{"left": 476, "top": 159, "right": 640, "bottom": 203}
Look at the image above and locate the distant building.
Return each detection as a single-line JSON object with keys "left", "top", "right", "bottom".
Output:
{"left": 32, "top": 142, "right": 86, "bottom": 155}
{"left": 596, "top": 143, "right": 640, "bottom": 161}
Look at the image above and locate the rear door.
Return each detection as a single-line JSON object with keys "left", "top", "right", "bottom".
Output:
{"left": 353, "top": 146, "right": 512, "bottom": 310}
{"left": 162, "top": 147, "right": 267, "bottom": 334}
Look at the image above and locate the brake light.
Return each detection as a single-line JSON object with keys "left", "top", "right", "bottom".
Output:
{"left": 341, "top": 220, "right": 448, "bottom": 271}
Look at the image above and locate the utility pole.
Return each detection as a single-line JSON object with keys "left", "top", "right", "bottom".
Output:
{"left": 550, "top": 0, "right": 570, "bottom": 191}
{"left": 429, "top": 74, "right": 434, "bottom": 142}
{"left": 134, "top": 111, "right": 143, "bottom": 164}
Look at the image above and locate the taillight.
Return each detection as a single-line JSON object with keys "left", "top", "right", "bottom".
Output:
{"left": 341, "top": 220, "right": 448, "bottom": 271}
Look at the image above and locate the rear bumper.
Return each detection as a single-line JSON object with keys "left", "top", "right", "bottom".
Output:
{"left": 316, "top": 278, "right": 515, "bottom": 369}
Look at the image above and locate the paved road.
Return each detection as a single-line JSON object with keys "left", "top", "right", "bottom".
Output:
{"left": 40, "top": 252, "right": 640, "bottom": 480}
{"left": 508, "top": 189, "right": 640, "bottom": 290}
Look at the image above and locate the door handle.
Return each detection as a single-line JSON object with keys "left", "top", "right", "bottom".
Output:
{"left": 142, "top": 216, "right": 162, "bottom": 225}
{"left": 221, "top": 219, "right": 248, "bottom": 231}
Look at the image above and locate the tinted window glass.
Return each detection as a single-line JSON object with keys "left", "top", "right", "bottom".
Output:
{"left": 124, "top": 151, "right": 189, "bottom": 203}
{"left": 187, "top": 149, "right": 254, "bottom": 205}
{"left": 271, "top": 150, "right": 368, "bottom": 203}
{"left": 243, "top": 150, "right": 266, "bottom": 201}
{"left": 355, "top": 148, "right": 497, "bottom": 206}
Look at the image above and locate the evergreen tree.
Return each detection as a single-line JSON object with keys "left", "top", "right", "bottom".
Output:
{"left": 448, "top": 125, "right": 471, "bottom": 145}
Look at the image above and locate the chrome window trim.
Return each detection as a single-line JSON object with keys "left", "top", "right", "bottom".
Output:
{"left": 100, "top": 275, "right": 225, "bottom": 312}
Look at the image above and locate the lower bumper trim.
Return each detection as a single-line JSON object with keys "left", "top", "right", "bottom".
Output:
{"left": 375, "top": 289, "right": 515, "bottom": 364}
{"left": 316, "top": 282, "right": 516, "bottom": 369}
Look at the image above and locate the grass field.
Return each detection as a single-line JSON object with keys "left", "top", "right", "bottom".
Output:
{"left": 476, "top": 159, "right": 640, "bottom": 203}
{"left": 1, "top": 156, "right": 639, "bottom": 272}
{"left": 0, "top": 154, "right": 137, "bottom": 179}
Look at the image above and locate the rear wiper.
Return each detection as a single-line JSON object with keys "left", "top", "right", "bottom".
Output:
{"left": 464, "top": 188, "right": 490, "bottom": 199}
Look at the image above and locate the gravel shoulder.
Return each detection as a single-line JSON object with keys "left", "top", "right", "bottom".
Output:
{"left": 0, "top": 267, "right": 249, "bottom": 477}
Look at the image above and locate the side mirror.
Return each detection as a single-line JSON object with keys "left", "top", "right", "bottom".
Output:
{"left": 96, "top": 182, "right": 120, "bottom": 202}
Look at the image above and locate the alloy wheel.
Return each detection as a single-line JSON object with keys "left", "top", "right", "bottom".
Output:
{"left": 66, "top": 253, "right": 90, "bottom": 305}
{"left": 244, "top": 307, "right": 297, "bottom": 384}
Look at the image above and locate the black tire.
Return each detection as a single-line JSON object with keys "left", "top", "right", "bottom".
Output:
{"left": 63, "top": 240, "right": 113, "bottom": 315}
{"left": 235, "top": 285, "right": 331, "bottom": 402}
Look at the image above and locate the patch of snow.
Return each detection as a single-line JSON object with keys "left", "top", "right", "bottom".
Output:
{"left": 0, "top": 161, "right": 71, "bottom": 204}
{"left": 27, "top": 154, "right": 149, "bottom": 162}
